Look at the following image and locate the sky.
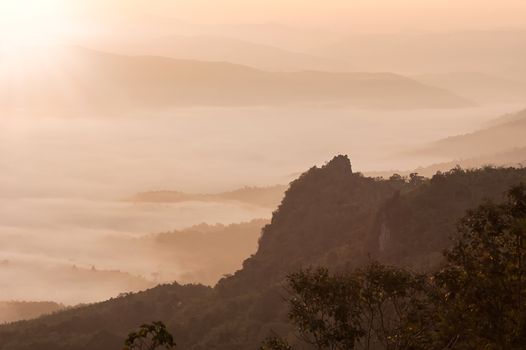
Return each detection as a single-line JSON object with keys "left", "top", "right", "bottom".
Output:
{"left": 1, "top": 0, "right": 526, "bottom": 45}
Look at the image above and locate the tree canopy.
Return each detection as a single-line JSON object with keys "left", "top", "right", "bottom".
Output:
{"left": 264, "top": 184, "right": 526, "bottom": 350}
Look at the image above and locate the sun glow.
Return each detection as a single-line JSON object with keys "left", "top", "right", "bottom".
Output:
{"left": 0, "top": 0, "right": 76, "bottom": 47}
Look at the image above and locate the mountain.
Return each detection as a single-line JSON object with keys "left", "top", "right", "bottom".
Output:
{"left": 105, "top": 219, "right": 269, "bottom": 286}
{"left": 0, "top": 46, "right": 470, "bottom": 115}
{"left": 415, "top": 109, "right": 526, "bottom": 158}
{"left": 2, "top": 156, "right": 526, "bottom": 349}
{"left": 314, "top": 30, "right": 526, "bottom": 79}
{"left": 413, "top": 71, "right": 526, "bottom": 104}
{"left": 128, "top": 185, "right": 286, "bottom": 208}
{"left": 96, "top": 35, "right": 336, "bottom": 72}
{"left": 414, "top": 147, "right": 526, "bottom": 177}
{"left": 368, "top": 147, "right": 526, "bottom": 179}
{"left": 0, "top": 259, "right": 155, "bottom": 306}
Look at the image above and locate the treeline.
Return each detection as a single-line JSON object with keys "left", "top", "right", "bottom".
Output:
{"left": 262, "top": 184, "right": 526, "bottom": 349}
{"left": 126, "top": 183, "right": 526, "bottom": 350}
{"left": 2, "top": 157, "right": 526, "bottom": 350}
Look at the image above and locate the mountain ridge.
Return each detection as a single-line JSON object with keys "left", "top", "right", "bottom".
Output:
{"left": 0, "top": 46, "right": 471, "bottom": 115}
{"left": 2, "top": 156, "right": 526, "bottom": 349}
{"left": 415, "top": 108, "right": 526, "bottom": 158}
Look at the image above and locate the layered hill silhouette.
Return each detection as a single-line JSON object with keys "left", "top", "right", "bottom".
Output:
{"left": 413, "top": 71, "right": 526, "bottom": 104}
{"left": 128, "top": 185, "right": 286, "bottom": 208}
{"left": 416, "top": 108, "right": 526, "bottom": 158}
{"left": 369, "top": 146, "right": 526, "bottom": 179}
{"left": 0, "top": 259, "right": 155, "bottom": 307}
{"left": 106, "top": 219, "right": 268, "bottom": 286}
{"left": 0, "top": 46, "right": 470, "bottom": 114}
{"left": 316, "top": 30, "right": 526, "bottom": 80}
{"left": 410, "top": 147, "right": 526, "bottom": 177}
{"left": 2, "top": 156, "right": 526, "bottom": 349}
{"left": 99, "top": 35, "right": 336, "bottom": 72}
{"left": 0, "top": 302, "right": 63, "bottom": 324}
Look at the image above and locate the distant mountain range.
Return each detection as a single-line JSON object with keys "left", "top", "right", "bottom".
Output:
{"left": 367, "top": 109, "right": 526, "bottom": 178}
{"left": 0, "top": 46, "right": 471, "bottom": 115}
{"left": 0, "top": 259, "right": 154, "bottom": 306}
{"left": 95, "top": 35, "right": 337, "bottom": 72}
{"left": 0, "top": 219, "right": 268, "bottom": 323}
{"left": 416, "top": 108, "right": 526, "bottom": 158}
{"left": 413, "top": 71, "right": 526, "bottom": 104}
{"left": 128, "top": 185, "right": 286, "bottom": 208}
{"left": 102, "top": 219, "right": 268, "bottom": 287}
{"left": 314, "top": 30, "right": 526, "bottom": 80}
{"left": 369, "top": 147, "right": 526, "bottom": 179}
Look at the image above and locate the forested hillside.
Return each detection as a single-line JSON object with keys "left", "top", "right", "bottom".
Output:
{"left": 1, "top": 156, "right": 526, "bottom": 349}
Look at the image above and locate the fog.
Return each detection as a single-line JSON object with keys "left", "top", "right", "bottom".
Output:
{"left": 1, "top": 103, "right": 523, "bottom": 306}
{"left": 0, "top": 196, "right": 269, "bottom": 304}
{"left": 3, "top": 104, "right": 519, "bottom": 195}
{"left": 1, "top": 0, "right": 525, "bottom": 320}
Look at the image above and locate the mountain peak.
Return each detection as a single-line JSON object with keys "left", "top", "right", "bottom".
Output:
{"left": 323, "top": 154, "right": 353, "bottom": 174}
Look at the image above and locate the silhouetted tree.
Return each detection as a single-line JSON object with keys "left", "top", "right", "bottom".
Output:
{"left": 356, "top": 263, "right": 431, "bottom": 350}
{"left": 286, "top": 268, "right": 364, "bottom": 349}
{"left": 433, "top": 184, "right": 526, "bottom": 349}
{"left": 265, "top": 263, "right": 431, "bottom": 350}
{"left": 123, "top": 322, "right": 175, "bottom": 350}
{"left": 260, "top": 335, "right": 293, "bottom": 350}
{"left": 264, "top": 184, "right": 526, "bottom": 350}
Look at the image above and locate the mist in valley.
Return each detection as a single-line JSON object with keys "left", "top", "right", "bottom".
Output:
{"left": 1, "top": 0, "right": 526, "bottom": 328}
{"left": 2, "top": 103, "right": 523, "bottom": 311}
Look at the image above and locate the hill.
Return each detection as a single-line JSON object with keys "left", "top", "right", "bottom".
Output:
{"left": 105, "top": 219, "right": 268, "bottom": 286}
{"left": 0, "top": 259, "right": 155, "bottom": 306}
{"left": 0, "top": 302, "right": 64, "bottom": 324}
{"left": 97, "top": 35, "right": 336, "bottom": 72}
{"left": 0, "top": 46, "right": 470, "bottom": 115}
{"left": 416, "top": 108, "right": 526, "bottom": 158}
{"left": 2, "top": 156, "right": 526, "bottom": 349}
{"left": 413, "top": 71, "right": 526, "bottom": 104}
{"left": 128, "top": 185, "right": 286, "bottom": 208}
{"left": 369, "top": 147, "right": 526, "bottom": 179}
{"left": 315, "top": 30, "right": 526, "bottom": 79}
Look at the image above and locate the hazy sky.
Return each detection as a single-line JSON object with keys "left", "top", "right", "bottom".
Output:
{"left": 1, "top": 0, "right": 526, "bottom": 45}
{"left": 147, "top": 0, "right": 526, "bottom": 31}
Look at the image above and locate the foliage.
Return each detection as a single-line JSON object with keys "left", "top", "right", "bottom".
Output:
{"left": 123, "top": 322, "right": 176, "bottom": 350}
{"left": 260, "top": 335, "right": 293, "bottom": 350}
{"left": 1, "top": 159, "right": 526, "bottom": 350}
{"left": 266, "top": 263, "right": 431, "bottom": 350}
{"left": 433, "top": 184, "right": 526, "bottom": 349}
{"left": 356, "top": 263, "right": 431, "bottom": 350}
{"left": 287, "top": 268, "right": 363, "bottom": 349}
{"left": 264, "top": 184, "right": 526, "bottom": 350}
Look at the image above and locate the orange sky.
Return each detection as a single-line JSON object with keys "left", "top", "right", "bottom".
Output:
{"left": 150, "top": 0, "right": 526, "bottom": 31}
{"left": 1, "top": 0, "right": 526, "bottom": 45}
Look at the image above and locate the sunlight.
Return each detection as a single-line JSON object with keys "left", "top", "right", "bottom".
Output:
{"left": 0, "top": 0, "right": 72, "bottom": 47}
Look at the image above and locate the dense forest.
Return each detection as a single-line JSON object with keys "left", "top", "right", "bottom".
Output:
{"left": 1, "top": 155, "right": 526, "bottom": 350}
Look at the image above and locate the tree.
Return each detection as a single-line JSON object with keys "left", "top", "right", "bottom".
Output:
{"left": 260, "top": 335, "right": 293, "bottom": 350}
{"left": 263, "top": 185, "right": 526, "bottom": 350}
{"left": 433, "top": 184, "right": 526, "bottom": 349}
{"left": 265, "top": 264, "right": 431, "bottom": 350}
{"left": 123, "top": 321, "right": 176, "bottom": 350}
{"left": 356, "top": 263, "right": 431, "bottom": 350}
{"left": 286, "top": 268, "right": 364, "bottom": 350}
